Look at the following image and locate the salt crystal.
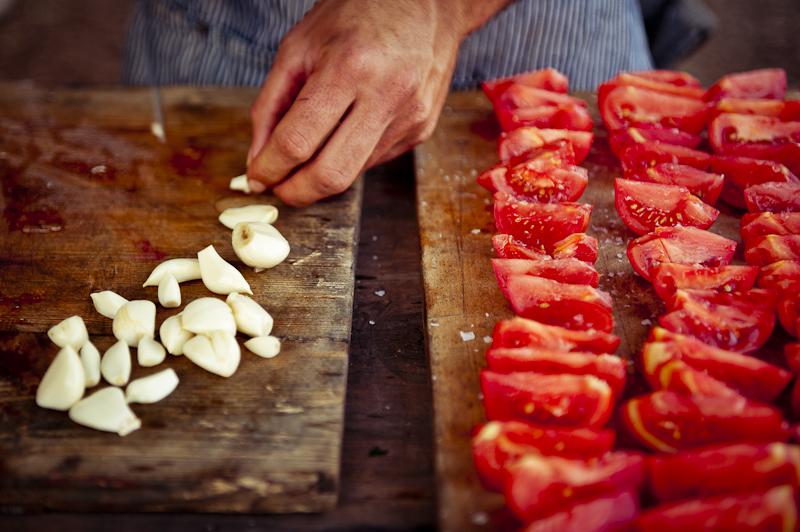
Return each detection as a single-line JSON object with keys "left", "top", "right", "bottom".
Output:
{"left": 371, "top": 235, "right": 378, "bottom": 241}
{"left": 369, "top": 320, "right": 375, "bottom": 325}
{"left": 459, "top": 331, "right": 475, "bottom": 342}
{"left": 641, "top": 319, "right": 652, "bottom": 326}
{"left": 471, "top": 512, "right": 489, "bottom": 526}
{"left": 374, "top": 290, "right": 386, "bottom": 297}
{"left": 483, "top": 336, "right": 492, "bottom": 344}
{"left": 372, "top": 255, "right": 378, "bottom": 260}
{"left": 90, "top": 165, "right": 107, "bottom": 175}
{"left": 470, "top": 229, "right": 481, "bottom": 235}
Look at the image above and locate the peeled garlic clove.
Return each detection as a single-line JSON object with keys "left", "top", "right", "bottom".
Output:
{"left": 47, "top": 315, "right": 89, "bottom": 350}
{"left": 69, "top": 387, "right": 141, "bottom": 436}
{"left": 142, "top": 258, "right": 202, "bottom": 287}
{"left": 226, "top": 293, "right": 273, "bottom": 337}
{"left": 183, "top": 333, "right": 240, "bottom": 378}
{"left": 180, "top": 297, "right": 237, "bottom": 335}
{"left": 159, "top": 314, "right": 192, "bottom": 355}
{"left": 113, "top": 300, "right": 156, "bottom": 346}
{"left": 90, "top": 291, "right": 128, "bottom": 319}
{"left": 232, "top": 222, "right": 290, "bottom": 269}
{"left": 244, "top": 335, "right": 281, "bottom": 359}
{"left": 126, "top": 368, "right": 179, "bottom": 404}
{"left": 158, "top": 273, "right": 181, "bottom": 308}
{"left": 80, "top": 341, "right": 101, "bottom": 387}
{"left": 218, "top": 204, "right": 279, "bottom": 230}
{"left": 101, "top": 340, "right": 131, "bottom": 386}
{"left": 137, "top": 336, "right": 166, "bottom": 367}
{"left": 197, "top": 245, "right": 252, "bottom": 295}
{"left": 36, "top": 346, "right": 85, "bottom": 410}
{"left": 229, "top": 174, "right": 251, "bottom": 193}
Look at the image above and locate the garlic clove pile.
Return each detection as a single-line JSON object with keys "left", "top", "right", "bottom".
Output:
{"left": 232, "top": 222, "right": 290, "bottom": 270}
{"left": 47, "top": 315, "right": 89, "bottom": 350}
{"left": 142, "top": 258, "right": 202, "bottom": 288}
{"left": 125, "top": 368, "right": 179, "bottom": 404}
{"left": 180, "top": 297, "right": 237, "bottom": 335}
{"left": 69, "top": 387, "right": 141, "bottom": 436}
{"left": 80, "top": 341, "right": 101, "bottom": 387}
{"left": 101, "top": 340, "right": 132, "bottom": 386}
{"left": 90, "top": 291, "right": 128, "bottom": 319}
{"left": 183, "top": 333, "right": 240, "bottom": 378}
{"left": 137, "top": 336, "right": 166, "bottom": 367}
{"left": 226, "top": 293, "right": 273, "bottom": 337}
{"left": 112, "top": 300, "right": 156, "bottom": 346}
{"left": 36, "top": 346, "right": 85, "bottom": 410}
{"left": 159, "top": 314, "right": 192, "bottom": 355}
{"left": 197, "top": 245, "right": 252, "bottom": 295}
{"left": 244, "top": 335, "right": 281, "bottom": 359}
{"left": 157, "top": 273, "right": 181, "bottom": 308}
{"left": 229, "top": 174, "right": 251, "bottom": 193}
{"left": 218, "top": 204, "right": 279, "bottom": 230}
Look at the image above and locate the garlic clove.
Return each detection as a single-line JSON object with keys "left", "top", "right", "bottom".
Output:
{"left": 244, "top": 335, "right": 281, "bottom": 359}
{"left": 90, "top": 291, "right": 128, "bottom": 319}
{"left": 101, "top": 340, "right": 132, "bottom": 386}
{"left": 125, "top": 368, "right": 179, "bottom": 404}
{"left": 197, "top": 245, "right": 252, "bottom": 295}
{"left": 218, "top": 204, "right": 279, "bottom": 230}
{"left": 80, "top": 341, "right": 101, "bottom": 387}
{"left": 112, "top": 300, "right": 156, "bottom": 346}
{"left": 142, "top": 258, "right": 202, "bottom": 287}
{"left": 232, "top": 222, "right": 290, "bottom": 270}
{"left": 36, "top": 346, "right": 85, "bottom": 410}
{"left": 137, "top": 336, "right": 166, "bottom": 367}
{"left": 158, "top": 273, "right": 181, "bottom": 308}
{"left": 69, "top": 387, "right": 141, "bottom": 436}
{"left": 229, "top": 174, "right": 251, "bottom": 193}
{"left": 183, "top": 333, "right": 240, "bottom": 378}
{"left": 226, "top": 293, "right": 273, "bottom": 337}
{"left": 47, "top": 315, "right": 89, "bottom": 350}
{"left": 180, "top": 297, "right": 237, "bottom": 335}
{"left": 159, "top": 314, "right": 193, "bottom": 355}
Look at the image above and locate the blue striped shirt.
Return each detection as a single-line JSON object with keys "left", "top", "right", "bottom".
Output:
{"left": 123, "top": 0, "right": 653, "bottom": 91}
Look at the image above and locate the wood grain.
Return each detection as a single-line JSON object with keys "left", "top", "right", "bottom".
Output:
{"left": 0, "top": 83, "right": 362, "bottom": 513}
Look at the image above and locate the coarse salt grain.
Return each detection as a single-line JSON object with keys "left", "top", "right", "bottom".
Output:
{"left": 460, "top": 331, "right": 475, "bottom": 342}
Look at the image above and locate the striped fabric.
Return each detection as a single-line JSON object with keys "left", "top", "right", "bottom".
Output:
{"left": 123, "top": 0, "right": 653, "bottom": 91}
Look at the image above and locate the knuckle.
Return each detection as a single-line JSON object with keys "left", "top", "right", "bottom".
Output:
{"left": 342, "top": 47, "right": 379, "bottom": 77}
{"left": 386, "top": 67, "right": 422, "bottom": 97}
{"left": 274, "top": 128, "right": 313, "bottom": 162}
{"left": 407, "top": 97, "right": 433, "bottom": 126}
{"left": 312, "top": 166, "right": 352, "bottom": 196}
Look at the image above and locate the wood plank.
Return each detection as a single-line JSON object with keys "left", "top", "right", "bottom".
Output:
{"left": 0, "top": 83, "right": 361, "bottom": 513}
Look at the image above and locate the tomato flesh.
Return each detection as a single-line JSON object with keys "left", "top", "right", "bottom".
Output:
{"left": 492, "top": 258, "right": 599, "bottom": 295}
{"left": 601, "top": 85, "right": 709, "bottom": 134}
{"left": 624, "top": 163, "right": 724, "bottom": 205}
{"left": 777, "top": 293, "right": 799, "bottom": 337}
{"left": 598, "top": 73, "right": 704, "bottom": 106}
{"left": 704, "top": 68, "right": 787, "bottom": 102}
{"left": 620, "top": 142, "right": 711, "bottom": 174}
{"left": 654, "top": 359, "right": 739, "bottom": 398}
{"left": 551, "top": 233, "right": 599, "bottom": 263}
{"left": 711, "top": 154, "right": 799, "bottom": 209}
{"left": 742, "top": 212, "right": 800, "bottom": 246}
{"left": 522, "top": 490, "right": 639, "bottom": 532}
{"left": 477, "top": 158, "right": 588, "bottom": 203}
{"left": 745, "top": 182, "right": 800, "bottom": 213}
{"left": 708, "top": 113, "right": 800, "bottom": 170}
{"left": 493, "top": 194, "right": 592, "bottom": 250}
{"left": 492, "top": 234, "right": 551, "bottom": 261}
{"left": 631, "top": 70, "right": 702, "bottom": 88}
{"left": 482, "top": 68, "right": 569, "bottom": 105}
{"left": 491, "top": 317, "right": 621, "bottom": 354}
{"left": 651, "top": 264, "right": 758, "bottom": 302}
{"left": 498, "top": 127, "right": 593, "bottom": 164}
{"left": 758, "top": 260, "right": 800, "bottom": 291}
{"left": 609, "top": 126, "right": 702, "bottom": 158}
{"left": 745, "top": 234, "right": 800, "bottom": 266}
{"left": 495, "top": 85, "right": 593, "bottom": 132}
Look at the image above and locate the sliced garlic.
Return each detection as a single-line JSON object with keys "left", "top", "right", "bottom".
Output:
{"left": 183, "top": 333, "right": 240, "bottom": 378}
{"left": 244, "top": 335, "right": 281, "bottom": 359}
{"left": 69, "top": 387, "right": 141, "bottom": 436}
{"left": 137, "top": 336, "right": 166, "bottom": 367}
{"left": 158, "top": 273, "right": 181, "bottom": 308}
{"left": 112, "top": 300, "right": 156, "bottom": 346}
{"left": 125, "top": 368, "right": 179, "bottom": 404}
{"left": 36, "top": 346, "right": 85, "bottom": 410}
{"left": 47, "top": 315, "right": 89, "bottom": 350}
{"left": 229, "top": 174, "right": 251, "bottom": 193}
{"left": 101, "top": 340, "right": 132, "bottom": 386}
{"left": 197, "top": 245, "right": 252, "bottom": 295}
{"left": 80, "top": 341, "right": 101, "bottom": 387}
{"left": 180, "top": 297, "right": 237, "bottom": 335}
{"left": 142, "top": 258, "right": 202, "bottom": 287}
{"left": 226, "top": 293, "right": 273, "bottom": 337}
{"left": 159, "top": 314, "right": 193, "bottom": 355}
{"left": 90, "top": 291, "right": 128, "bottom": 319}
{"left": 232, "top": 222, "right": 290, "bottom": 269}
{"left": 218, "top": 204, "right": 279, "bottom": 230}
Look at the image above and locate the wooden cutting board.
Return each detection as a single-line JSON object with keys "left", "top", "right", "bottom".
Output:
{"left": 0, "top": 83, "right": 361, "bottom": 513}
{"left": 415, "top": 91, "right": 784, "bottom": 531}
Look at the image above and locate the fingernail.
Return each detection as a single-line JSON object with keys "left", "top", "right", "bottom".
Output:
{"left": 248, "top": 180, "right": 267, "bottom": 193}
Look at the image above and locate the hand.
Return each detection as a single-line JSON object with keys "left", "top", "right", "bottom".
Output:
{"left": 246, "top": 0, "right": 497, "bottom": 206}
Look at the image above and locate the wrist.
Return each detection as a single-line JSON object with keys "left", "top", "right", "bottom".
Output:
{"left": 437, "top": 0, "right": 513, "bottom": 39}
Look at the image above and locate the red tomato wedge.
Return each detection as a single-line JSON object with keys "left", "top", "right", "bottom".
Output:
{"left": 471, "top": 421, "right": 615, "bottom": 492}
{"left": 631, "top": 70, "right": 702, "bottom": 88}
{"left": 495, "top": 85, "right": 593, "bottom": 132}
{"left": 482, "top": 68, "right": 569, "bottom": 105}
{"left": 651, "top": 264, "right": 758, "bottom": 302}
{"left": 551, "top": 233, "right": 599, "bottom": 263}
{"left": 498, "top": 127, "right": 593, "bottom": 164}
{"left": 491, "top": 317, "right": 621, "bottom": 354}
{"left": 477, "top": 158, "right": 588, "bottom": 203}
{"left": 503, "top": 452, "right": 645, "bottom": 522}
{"left": 493, "top": 194, "right": 592, "bottom": 250}
{"left": 709, "top": 113, "right": 800, "bottom": 160}
{"left": 793, "top": 380, "right": 800, "bottom": 420}
{"left": 522, "top": 491, "right": 639, "bottom": 532}
{"left": 666, "top": 287, "right": 777, "bottom": 313}
{"left": 492, "top": 258, "right": 599, "bottom": 294}
{"left": 598, "top": 74, "right": 704, "bottom": 109}
{"left": 711, "top": 154, "right": 799, "bottom": 209}
{"left": 745, "top": 182, "right": 800, "bottom": 213}
{"left": 614, "top": 178, "right": 719, "bottom": 235}
{"left": 745, "top": 235, "right": 800, "bottom": 266}
{"left": 711, "top": 97, "right": 800, "bottom": 122}
{"left": 622, "top": 390, "right": 788, "bottom": 453}
{"left": 601, "top": 85, "right": 709, "bottom": 134}
{"left": 643, "top": 328, "right": 791, "bottom": 402}
{"left": 785, "top": 343, "right": 800, "bottom": 372}
{"left": 504, "top": 275, "right": 615, "bottom": 332}
{"left": 742, "top": 212, "right": 800, "bottom": 245}
{"left": 624, "top": 163, "right": 724, "bottom": 205}
{"left": 620, "top": 142, "right": 711, "bottom": 175}
{"left": 480, "top": 370, "right": 614, "bottom": 428}
{"left": 609, "top": 126, "right": 702, "bottom": 158}
{"left": 705, "top": 68, "right": 787, "bottom": 102}
{"left": 653, "top": 359, "right": 740, "bottom": 398}
{"left": 758, "top": 260, "right": 800, "bottom": 291}
{"left": 492, "top": 234, "right": 551, "bottom": 261}
{"left": 627, "top": 226, "right": 737, "bottom": 281}
{"left": 637, "top": 485, "right": 797, "bottom": 532}
{"left": 485, "top": 348, "right": 626, "bottom": 397}
{"left": 777, "top": 294, "right": 799, "bottom": 337}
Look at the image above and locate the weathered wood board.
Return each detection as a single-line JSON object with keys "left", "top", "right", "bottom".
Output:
{"left": 0, "top": 83, "right": 361, "bottom": 513}
{"left": 415, "top": 91, "right": 772, "bottom": 531}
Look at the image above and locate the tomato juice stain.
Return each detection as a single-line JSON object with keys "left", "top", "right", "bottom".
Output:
{"left": 470, "top": 113, "right": 501, "bottom": 141}
{"left": 0, "top": 158, "right": 64, "bottom": 233}
{"left": 135, "top": 239, "right": 167, "bottom": 261}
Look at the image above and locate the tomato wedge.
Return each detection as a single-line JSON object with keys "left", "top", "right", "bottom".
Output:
{"left": 622, "top": 390, "right": 788, "bottom": 453}
{"left": 609, "top": 126, "right": 702, "bottom": 158}
{"left": 651, "top": 264, "right": 758, "bottom": 302}
{"left": 601, "top": 85, "right": 709, "bottom": 134}
{"left": 480, "top": 370, "right": 614, "bottom": 428}
{"left": 704, "top": 68, "right": 787, "bottom": 102}
{"left": 632, "top": 70, "right": 702, "bottom": 88}
{"left": 551, "top": 233, "right": 599, "bottom": 263}
{"left": 709, "top": 113, "right": 800, "bottom": 159}
{"left": 745, "top": 182, "right": 800, "bottom": 213}
{"left": 777, "top": 293, "right": 799, "bottom": 337}
{"left": 745, "top": 234, "right": 800, "bottom": 266}
{"left": 614, "top": 179, "right": 719, "bottom": 235}
{"left": 482, "top": 68, "right": 569, "bottom": 105}
{"left": 493, "top": 194, "right": 592, "bottom": 250}
{"left": 471, "top": 420, "right": 615, "bottom": 492}
{"left": 492, "top": 234, "right": 551, "bottom": 260}
{"left": 653, "top": 359, "right": 740, "bottom": 398}
{"left": 666, "top": 287, "right": 777, "bottom": 312}
{"left": 742, "top": 212, "right": 800, "bottom": 245}
{"left": 627, "top": 226, "right": 737, "bottom": 281}
{"left": 498, "top": 127, "right": 593, "bottom": 164}
{"left": 477, "top": 158, "right": 588, "bottom": 203}
{"left": 710, "top": 154, "right": 799, "bottom": 209}
{"left": 598, "top": 73, "right": 704, "bottom": 108}
{"left": 505, "top": 275, "right": 614, "bottom": 332}
{"left": 491, "top": 317, "right": 621, "bottom": 354}
{"left": 758, "top": 260, "right": 800, "bottom": 291}
{"left": 624, "top": 163, "right": 724, "bottom": 205}
{"left": 620, "top": 142, "right": 711, "bottom": 174}
{"left": 503, "top": 452, "right": 644, "bottom": 522}
{"left": 492, "top": 259, "right": 599, "bottom": 294}
{"left": 711, "top": 97, "right": 800, "bottom": 123}
{"left": 522, "top": 491, "right": 639, "bottom": 532}
{"left": 495, "top": 85, "right": 593, "bottom": 132}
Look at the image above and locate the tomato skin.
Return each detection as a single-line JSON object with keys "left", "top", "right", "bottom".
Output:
{"left": 630, "top": 70, "right": 702, "bottom": 88}
{"left": 491, "top": 317, "right": 621, "bottom": 354}
{"left": 601, "top": 85, "right": 709, "bottom": 134}
{"left": 742, "top": 212, "right": 800, "bottom": 246}
{"left": 710, "top": 154, "right": 799, "bottom": 209}
{"left": 624, "top": 163, "right": 724, "bottom": 205}
{"left": 758, "top": 260, "right": 800, "bottom": 291}
{"left": 495, "top": 85, "right": 593, "bottom": 132}
{"left": 785, "top": 343, "right": 800, "bottom": 372}
{"left": 651, "top": 264, "right": 758, "bottom": 302}
{"left": 482, "top": 68, "right": 569, "bottom": 105}
{"left": 745, "top": 235, "right": 800, "bottom": 266}
{"left": 614, "top": 178, "right": 719, "bottom": 236}
{"left": 745, "top": 182, "right": 800, "bottom": 213}
{"left": 704, "top": 68, "right": 788, "bottom": 102}
{"left": 505, "top": 275, "right": 615, "bottom": 333}
{"left": 609, "top": 126, "right": 702, "bottom": 158}
{"left": 492, "top": 234, "right": 551, "bottom": 261}
{"left": 522, "top": 490, "right": 639, "bottom": 532}
{"left": 492, "top": 258, "right": 599, "bottom": 295}
{"left": 777, "top": 293, "right": 799, "bottom": 337}
{"left": 498, "top": 127, "right": 593, "bottom": 164}
{"left": 477, "top": 158, "right": 588, "bottom": 203}
{"left": 620, "top": 142, "right": 711, "bottom": 174}
{"left": 480, "top": 370, "right": 614, "bottom": 428}
{"left": 493, "top": 194, "right": 592, "bottom": 250}
{"left": 551, "top": 233, "right": 599, "bottom": 263}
